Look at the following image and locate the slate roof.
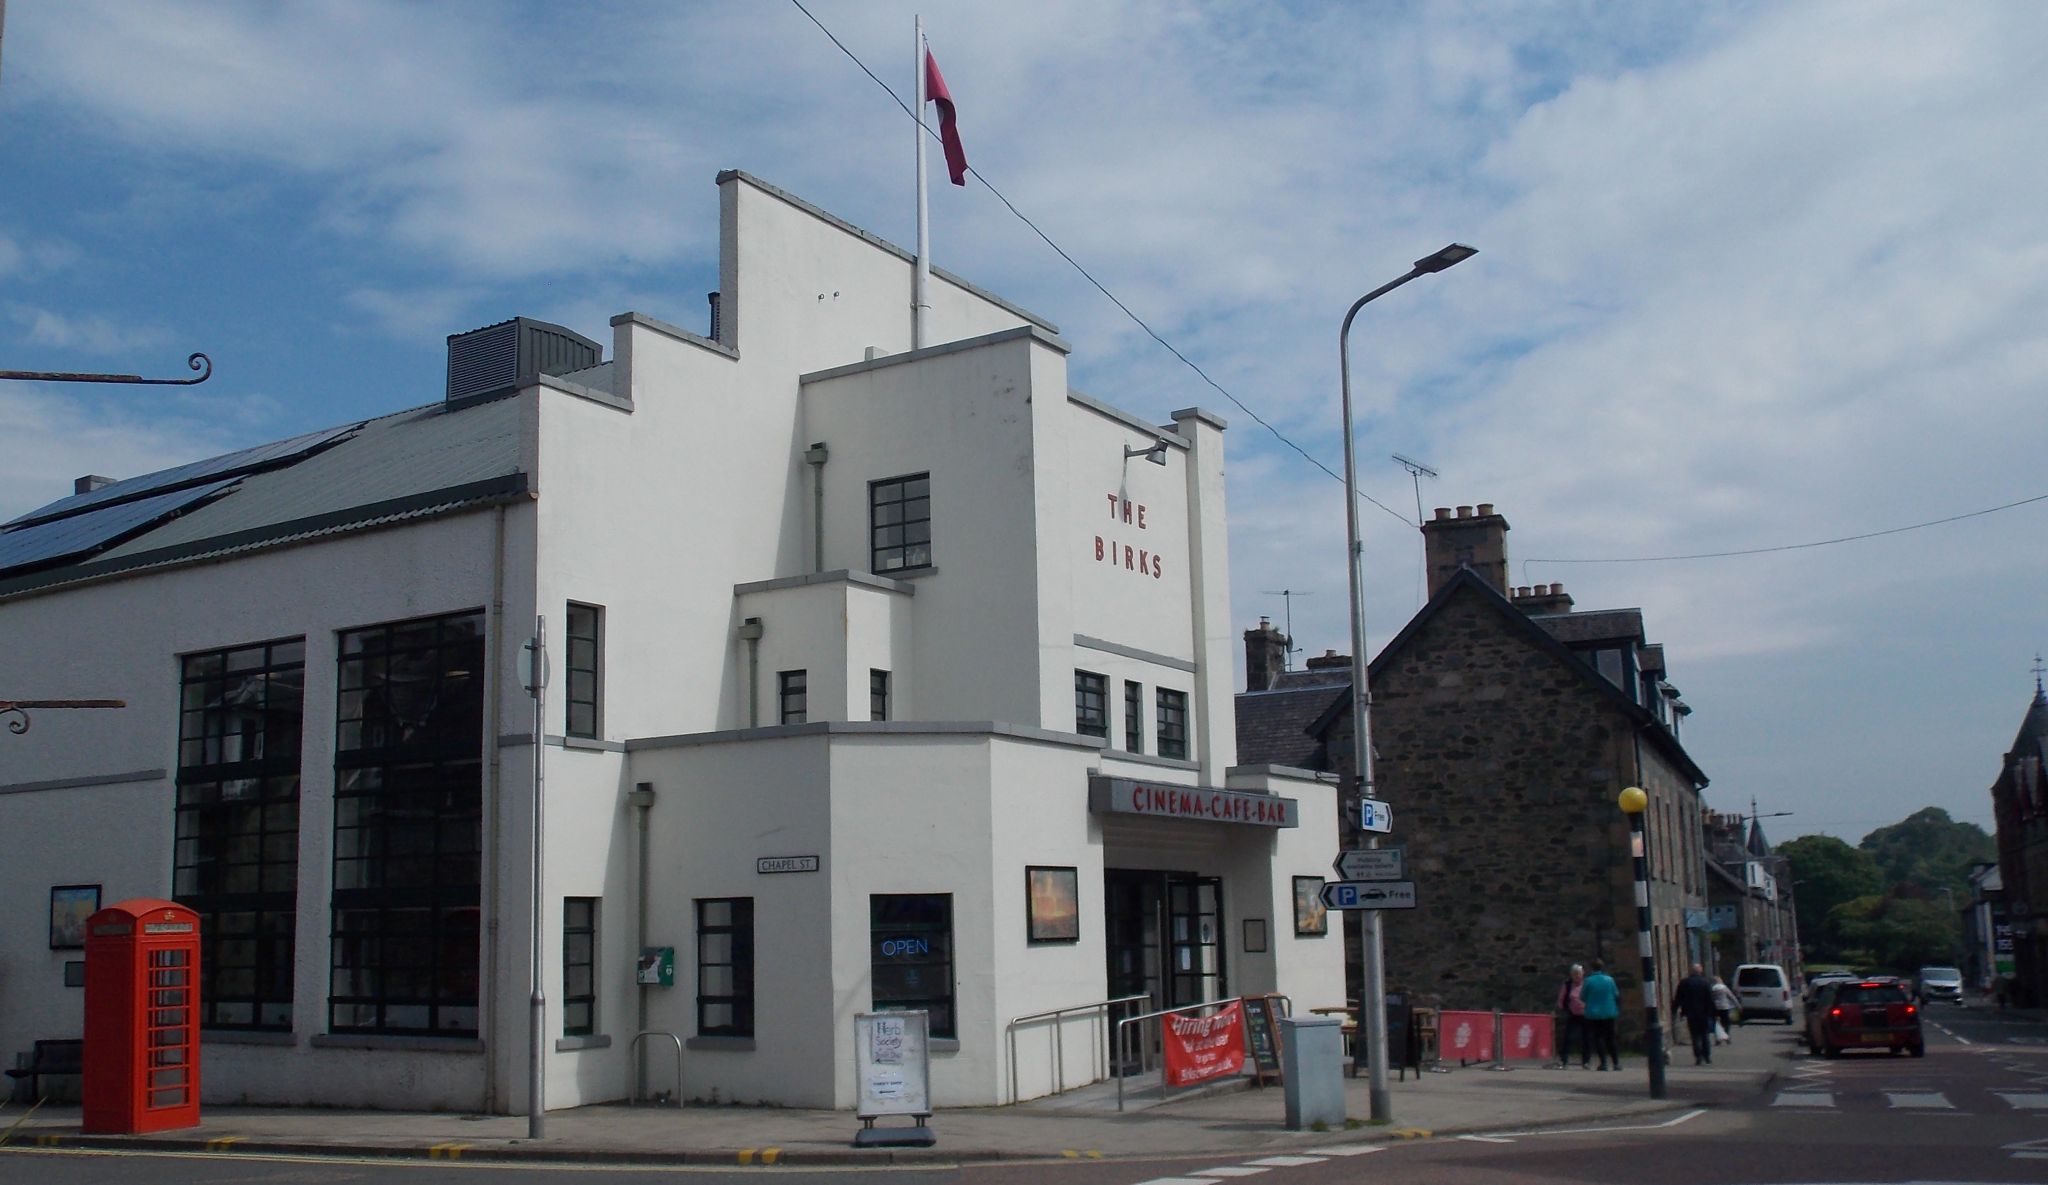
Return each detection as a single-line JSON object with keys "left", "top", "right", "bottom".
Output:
{"left": 0, "top": 393, "right": 529, "bottom": 598}
{"left": 1235, "top": 683, "right": 1343, "bottom": 769}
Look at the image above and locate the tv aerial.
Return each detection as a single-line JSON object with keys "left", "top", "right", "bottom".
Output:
{"left": 1258, "top": 589, "right": 1313, "bottom": 670}
{"left": 1391, "top": 454, "right": 1439, "bottom": 526}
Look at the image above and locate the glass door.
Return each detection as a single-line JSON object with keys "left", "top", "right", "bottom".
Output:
{"left": 1165, "top": 875, "right": 1225, "bottom": 1007}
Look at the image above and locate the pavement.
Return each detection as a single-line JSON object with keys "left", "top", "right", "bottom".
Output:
{"left": 0, "top": 1024, "right": 1813, "bottom": 1168}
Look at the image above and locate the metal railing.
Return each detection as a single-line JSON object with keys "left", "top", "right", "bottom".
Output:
{"left": 1114, "top": 995, "right": 1277, "bottom": 1112}
{"left": 628, "top": 1030, "right": 683, "bottom": 1106}
{"left": 1005, "top": 993, "right": 1150, "bottom": 1104}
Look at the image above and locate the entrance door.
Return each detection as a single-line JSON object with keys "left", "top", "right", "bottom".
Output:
{"left": 1103, "top": 870, "right": 1226, "bottom": 1012}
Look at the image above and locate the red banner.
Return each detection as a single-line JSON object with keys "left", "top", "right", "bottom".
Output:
{"left": 1500, "top": 1012, "right": 1555, "bottom": 1061}
{"left": 1162, "top": 1000, "right": 1247, "bottom": 1086}
{"left": 1439, "top": 1010, "right": 1494, "bottom": 1061}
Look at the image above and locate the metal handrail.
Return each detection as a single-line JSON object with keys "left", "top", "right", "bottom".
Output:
{"left": 1004, "top": 993, "right": 1151, "bottom": 1104}
{"left": 1114, "top": 995, "right": 1249, "bottom": 1112}
{"left": 628, "top": 1030, "right": 683, "bottom": 1106}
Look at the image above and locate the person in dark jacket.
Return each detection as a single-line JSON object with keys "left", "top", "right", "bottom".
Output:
{"left": 1671, "top": 963, "right": 1718, "bottom": 1065}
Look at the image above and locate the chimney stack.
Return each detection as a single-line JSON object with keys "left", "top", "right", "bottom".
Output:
{"left": 1243, "top": 616, "right": 1290, "bottom": 691}
{"left": 1422, "top": 502, "right": 1510, "bottom": 599}
{"left": 1512, "top": 581, "right": 1574, "bottom": 615}
{"left": 1304, "top": 649, "right": 1352, "bottom": 671}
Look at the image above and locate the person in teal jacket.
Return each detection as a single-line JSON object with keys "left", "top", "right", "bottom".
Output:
{"left": 1579, "top": 959, "right": 1621, "bottom": 1070}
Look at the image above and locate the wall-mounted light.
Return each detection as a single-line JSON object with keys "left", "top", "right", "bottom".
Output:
{"left": 1123, "top": 440, "right": 1168, "bottom": 466}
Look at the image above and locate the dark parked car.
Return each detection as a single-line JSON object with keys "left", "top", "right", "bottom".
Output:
{"left": 1806, "top": 979, "right": 1923, "bottom": 1058}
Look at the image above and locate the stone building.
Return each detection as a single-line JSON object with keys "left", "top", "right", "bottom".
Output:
{"left": 1238, "top": 504, "right": 1711, "bottom": 1043}
{"left": 1702, "top": 811, "right": 1800, "bottom": 980}
{"left": 1988, "top": 676, "right": 2047, "bottom": 1006}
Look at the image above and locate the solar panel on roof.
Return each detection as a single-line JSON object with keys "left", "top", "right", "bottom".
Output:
{"left": 0, "top": 477, "right": 240, "bottom": 575}
{"left": 6, "top": 423, "right": 357, "bottom": 527}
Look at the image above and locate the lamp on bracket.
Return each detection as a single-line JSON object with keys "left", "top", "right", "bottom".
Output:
{"left": 1123, "top": 439, "right": 1169, "bottom": 466}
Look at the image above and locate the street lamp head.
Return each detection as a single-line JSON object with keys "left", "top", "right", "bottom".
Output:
{"left": 1618, "top": 786, "right": 1648, "bottom": 815}
{"left": 1413, "top": 243, "right": 1478, "bottom": 274}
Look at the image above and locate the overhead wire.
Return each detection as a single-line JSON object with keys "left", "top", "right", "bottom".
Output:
{"left": 786, "top": 0, "right": 1415, "bottom": 527}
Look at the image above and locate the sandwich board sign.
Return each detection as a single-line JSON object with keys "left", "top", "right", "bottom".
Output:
{"left": 853, "top": 1011, "right": 935, "bottom": 1147}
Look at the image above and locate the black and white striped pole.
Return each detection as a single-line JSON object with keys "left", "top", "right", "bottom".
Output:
{"left": 1618, "top": 786, "right": 1666, "bottom": 1100}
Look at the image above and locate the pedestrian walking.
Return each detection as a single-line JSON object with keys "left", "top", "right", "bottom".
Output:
{"left": 1672, "top": 962, "right": 1718, "bottom": 1065}
{"left": 1710, "top": 975, "right": 1738, "bottom": 1044}
{"left": 1555, "top": 963, "right": 1590, "bottom": 1068}
{"left": 1581, "top": 959, "right": 1620, "bottom": 1070}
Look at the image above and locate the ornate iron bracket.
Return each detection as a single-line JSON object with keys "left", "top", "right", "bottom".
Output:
{"left": 0, "top": 699, "right": 127, "bottom": 735}
{"left": 0, "top": 353, "right": 212, "bottom": 385}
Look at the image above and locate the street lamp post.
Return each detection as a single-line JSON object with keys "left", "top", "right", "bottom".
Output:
{"left": 1618, "top": 786, "right": 1667, "bottom": 1100}
{"left": 1339, "top": 242, "right": 1475, "bottom": 1123}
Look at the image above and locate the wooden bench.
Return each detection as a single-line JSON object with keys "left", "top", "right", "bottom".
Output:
{"left": 5, "top": 1038, "right": 83, "bottom": 1101}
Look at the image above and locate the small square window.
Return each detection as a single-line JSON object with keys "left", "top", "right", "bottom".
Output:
{"left": 870, "top": 670, "right": 891, "bottom": 722}
{"left": 1074, "top": 671, "right": 1108, "bottom": 739}
{"left": 1123, "top": 681, "right": 1143, "bottom": 752}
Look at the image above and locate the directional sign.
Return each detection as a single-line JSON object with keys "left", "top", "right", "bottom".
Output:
{"left": 1318, "top": 880, "right": 1419, "bottom": 911}
{"left": 1333, "top": 846, "right": 1405, "bottom": 881}
{"left": 1358, "top": 799, "right": 1393, "bottom": 834}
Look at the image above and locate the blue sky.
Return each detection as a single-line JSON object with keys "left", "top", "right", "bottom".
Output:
{"left": 4, "top": 0, "right": 2043, "bottom": 844}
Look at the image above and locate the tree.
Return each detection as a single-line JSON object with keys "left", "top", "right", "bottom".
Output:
{"left": 1778, "top": 834, "right": 1881, "bottom": 959}
{"left": 1859, "top": 807, "right": 1994, "bottom": 901}
{"left": 1828, "top": 893, "right": 1957, "bottom": 973}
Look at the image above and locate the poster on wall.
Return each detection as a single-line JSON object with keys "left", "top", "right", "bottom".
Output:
{"left": 49, "top": 884, "right": 100, "bottom": 949}
{"left": 1162, "top": 999, "right": 1246, "bottom": 1087}
{"left": 1025, "top": 866, "right": 1080, "bottom": 943}
{"left": 1293, "top": 877, "right": 1327, "bottom": 936}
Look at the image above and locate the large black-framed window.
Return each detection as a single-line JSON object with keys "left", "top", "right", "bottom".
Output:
{"left": 870, "top": 669, "right": 891, "bottom": 722}
{"left": 175, "top": 637, "right": 305, "bottom": 1031}
{"left": 1075, "top": 671, "right": 1108, "bottom": 739}
{"left": 563, "top": 897, "right": 597, "bottom": 1037}
{"left": 872, "top": 893, "right": 955, "bottom": 1039}
{"left": 778, "top": 670, "right": 808, "bottom": 724}
{"left": 565, "top": 602, "right": 602, "bottom": 739}
{"left": 696, "top": 898, "right": 755, "bottom": 1037}
{"left": 330, "top": 609, "right": 485, "bottom": 1036}
{"left": 870, "top": 473, "right": 932, "bottom": 574}
{"left": 1123, "top": 680, "right": 1143, "bottom": 752}
{"left": 1156, "top": 688, "right": 1189, "bottom": 759}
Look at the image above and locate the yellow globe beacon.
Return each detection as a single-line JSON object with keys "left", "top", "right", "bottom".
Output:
{"left": 1617, "top": 786, "right": 1648, "bottom": 815}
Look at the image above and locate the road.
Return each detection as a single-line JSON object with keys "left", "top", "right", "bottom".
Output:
{"left": 4, "top": 1004, "right": 2043, "bottom": 1185}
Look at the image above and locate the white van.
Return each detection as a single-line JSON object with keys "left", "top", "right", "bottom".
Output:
{"left": 1734, "top": 963, "right": 1794, "bottom": 1023}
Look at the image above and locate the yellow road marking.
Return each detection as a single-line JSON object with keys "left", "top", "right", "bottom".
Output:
{"left": 204, "top": 1136, "right": 246, "bottom": 1151}
{"left": 1392, "top": 1126, "right": 1434, "bottom": 1139}
{"left": 1060, "top": 1149, "right": 1103, "bottom": 1159}
{"left": 428, "top": 1141, "right": 470, "bottom": 1160}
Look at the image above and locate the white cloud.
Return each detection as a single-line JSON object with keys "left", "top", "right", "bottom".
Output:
{"left": 7, "top": 305, "right": 172, "bottom": 355}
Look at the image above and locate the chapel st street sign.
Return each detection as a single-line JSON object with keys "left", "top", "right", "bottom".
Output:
{"left": 1318, "top": 880, "right": 1419, "bottom": 911}
{"left": 1332, "top": 846, "right": 1405, "bottom": 881}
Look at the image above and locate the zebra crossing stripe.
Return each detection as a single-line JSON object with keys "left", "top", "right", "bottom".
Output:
{"left": 1996, "top": 1092, "right": 2048, "bottom": 1109}
{"left": 1772, "top": 1091, "right": 1836, "bottom": 1107}
{"left": 1245, "top": 1156, "right": 1327, "bottom": 1167}
{"left": 1885, "top": 1091, "right": 1952, "bottom": 1109}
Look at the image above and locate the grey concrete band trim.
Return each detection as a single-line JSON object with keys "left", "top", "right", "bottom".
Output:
{"left": 611, "top": 310, "right": 738, "bottom": 360}
{"left": 497, "top": 733, "right": 533, "bottom": 749}
{"left": 561, "top": 735, "right": 628, "bottom": 753}
{"left": 799, "top": 324, "right": 1070, "bottom": 386}
{"left": 685, "top": 1036, "right": 756, "bottom": 1052}
{"left": 715, "top": 169, "right": 1059, "bottom": 334}
{"left": 539, "top": 372, "right": 633, "bottom": 413}
{"left": 1072, "top": 634, "right": 1199, "bottom": 674}
{"left": 0, "top": 474, "right": 531, "bottom": 600}
{"left": 1098, "top": 751, "right": 1202, "bottom": 772}
{"left": 1227, "top": 762, "right": 1343, "bottom": 784}
{"left": 1068, "top": 390, "right": 1193, "bottom": 447}
{"left": 555, "top": 1034, "right": 613, "bottom": 1052}
{"left": 202, "top": 1031, "right": 296, "bottom": 1047}
{"left": 628, "top": 719, "right": 1107, "bottom": 753}
{"left": 1171, "top": 406, "right": 1229, "bottom": 431}
{"left": 734, "top": 569, "right": 916, "bottom": 597}
{"left": 0, "top": 768, "right": 166, "bottom": 796}
{"left": 308, "top": 1034, "right": 485, "bottom": 1054}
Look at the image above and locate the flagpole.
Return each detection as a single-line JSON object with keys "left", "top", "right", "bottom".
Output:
{"left": 913, "top": 14, "right": 930, "bottom": 350}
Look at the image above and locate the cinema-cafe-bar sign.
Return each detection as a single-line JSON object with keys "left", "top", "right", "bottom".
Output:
{"left": 1088, "top": 776, "right": 1299, "bottom": 828}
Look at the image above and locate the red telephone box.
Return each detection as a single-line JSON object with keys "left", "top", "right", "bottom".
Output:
{"left": 82, "top": 899, "right": 201, "bottom": 1134}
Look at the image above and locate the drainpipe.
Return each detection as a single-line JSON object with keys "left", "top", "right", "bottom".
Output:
{"left": 739, "top": 618, "right": 764, "bottom": 727}
{"left": 804, "top": 442, "right": 829, "bottom": 573}
{"left": 482, "top": 504, "right": 509, "bottom": 1114}
{"left": 627, "top": 782, "right": 656, "bottom": 1098}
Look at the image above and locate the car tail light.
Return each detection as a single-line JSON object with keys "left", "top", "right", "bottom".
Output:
{"left": 1829, "top": 1006, "right": 1843, "bottom": 1019}
{"left": 1904, "top": 1004, "right": 1916, "bottom": 1016}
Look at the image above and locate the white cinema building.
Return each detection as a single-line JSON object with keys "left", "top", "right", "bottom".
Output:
{"left": 0, "top": 171, "right": 1342, "bottom": 1112}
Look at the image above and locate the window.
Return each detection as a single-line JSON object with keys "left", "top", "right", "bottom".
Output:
{"left": 1156, "top": 688, "right": 1189, "bottom": 759}
{"left": 871, "top": 893, "right": 955, "bottom": 1039}
{"left": 870, "top": 474, "right": 932, "bottom": 573}
{"left": 565, "top": 603, "right": 602, "bottom": 739}
{"left": 563, "top": 898, "right": 597, "bottom": 1036}
{"left": 1123, "top": 681, "right": 1143, "bottom": 752}
{"left": 175, "top": 637, "right": 305, "bottom": 1030}
{"left": 696, "top": 898, "right": 755, "bottom": 1037}
{"left": 870, "top": 669, "right": 891, "bottom": 722}
{"left": 778, "top": 670, "right": 808, "bottom": 724}
{"left": 1075, "top": 671, "right": 1108, "bottom": 738}
{"left": 330, "top": 609, "right": 485, "bottom": 1036}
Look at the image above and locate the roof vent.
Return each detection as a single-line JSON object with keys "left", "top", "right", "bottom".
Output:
{"left": 446, "top": 317, "right": 602, "bottom": 407}
{"left": 74, "top": 475, "right": 116, "bottom": 495}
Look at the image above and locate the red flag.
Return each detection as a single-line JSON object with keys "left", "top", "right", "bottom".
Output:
{"left": 924, "top": 49, "right": 968, "bottom": 186}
